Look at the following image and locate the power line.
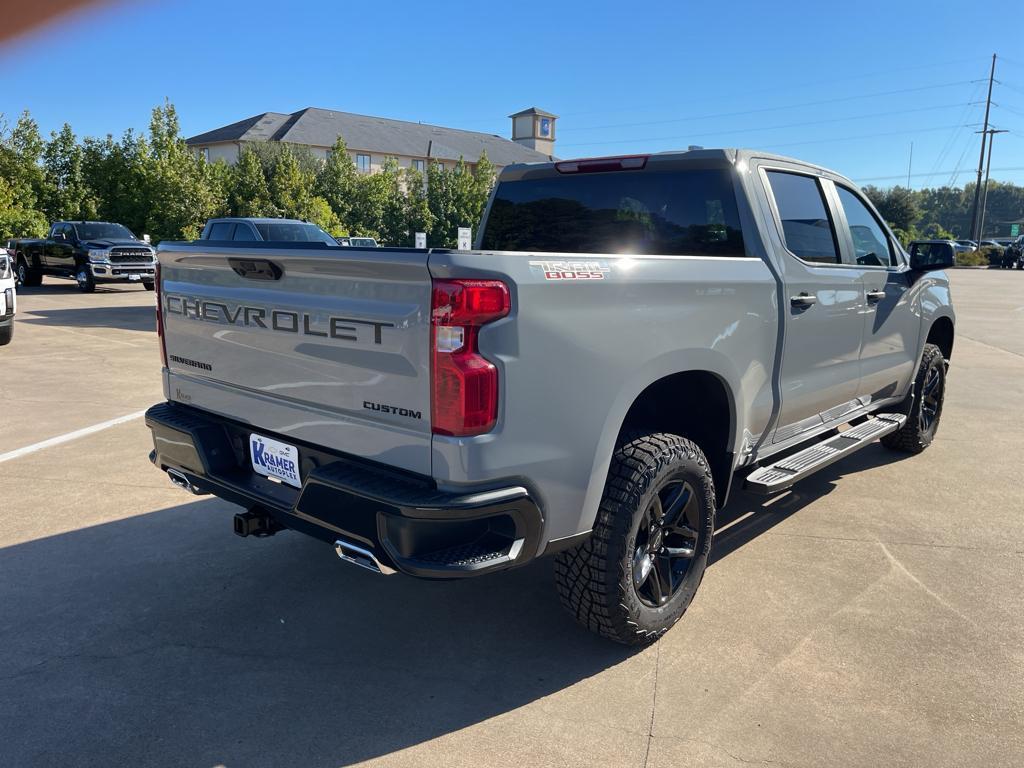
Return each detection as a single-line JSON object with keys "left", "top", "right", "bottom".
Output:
{"left": 853, "top": 165, "right": 1024, "bottom": 182}
{"left": 923, "top": 80, "right": 985, "bottom": 187}
{"left": 562, "top": 79, "right": 977, "bottom": 134}
{"left": 559, "top": 103, "right": 972, "bottom": 149}
{"left": 762, "top": 124, "right": 964, "bottom": 151}
{"left": 550, "top": 56, "right": 990, "bottom": 121}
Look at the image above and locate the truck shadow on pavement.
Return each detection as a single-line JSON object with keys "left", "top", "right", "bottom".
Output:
{"left": 0, "top": 444, "right": 910, "bottom": 767}
{"left": 18, "top": 305, "right": 156, "bottom": 332}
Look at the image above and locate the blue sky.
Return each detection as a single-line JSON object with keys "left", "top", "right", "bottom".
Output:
{"left": 2, "top": 0, "right": 1023, "bottom": 188}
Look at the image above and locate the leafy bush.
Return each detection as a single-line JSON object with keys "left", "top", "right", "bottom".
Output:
{"left": 955, "top": 247, "right": 989, "bottom": 267}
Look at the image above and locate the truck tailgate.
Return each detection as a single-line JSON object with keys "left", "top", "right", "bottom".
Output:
{"left": 158, "top": 243, "right": 433, "bottom": 475}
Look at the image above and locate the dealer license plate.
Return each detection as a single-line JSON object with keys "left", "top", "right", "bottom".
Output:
{"left": 249, "top": 433, "right": 301, "bottom": 488}
{"left": 128, "top": 274, "right": 141, "bottom": 281}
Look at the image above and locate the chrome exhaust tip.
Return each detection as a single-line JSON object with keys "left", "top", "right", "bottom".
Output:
{"left": 166, "top": 468, "right": 201, "bottom": 494}
{"left": 334, "top": 539, "right": 397, "bottom": 575}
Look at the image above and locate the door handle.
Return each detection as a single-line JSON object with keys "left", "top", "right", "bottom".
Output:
{"left": 790, "top": 293, "right": 817, "bottom": 307}
{"left": 866, "top": 290, "right": 886, "bottom": 304}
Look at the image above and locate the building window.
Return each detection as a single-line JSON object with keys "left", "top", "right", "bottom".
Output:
{"left": 539, "top": 117, "right": 552, "bottom": 138}
{"left": 356, "top": 154, "right": 371, "bottom": 173}
{"left": 202, "top": 147, "right": 210, "bottom": 162}
{"left": 412, "top": 159, "right": 425, "bottom": 172}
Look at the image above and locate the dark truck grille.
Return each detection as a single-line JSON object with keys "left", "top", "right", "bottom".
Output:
{"left": 109, "top": 248, "right": 153, "bottom": 264}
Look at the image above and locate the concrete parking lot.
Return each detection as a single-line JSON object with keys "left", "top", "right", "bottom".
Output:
{"left": 1, "top": 271, "right": 1021, "bottom": 768}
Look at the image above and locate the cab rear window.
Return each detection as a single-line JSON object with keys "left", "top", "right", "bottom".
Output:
{"left": 480, "top": 168, "right": 745, "bottom": 256}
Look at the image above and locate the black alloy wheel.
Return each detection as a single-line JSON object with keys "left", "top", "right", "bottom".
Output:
{"left": 632, "top": 478, "right": 701, "bottom": 607}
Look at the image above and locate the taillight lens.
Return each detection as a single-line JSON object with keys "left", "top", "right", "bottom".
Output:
{"left": 155, "top": 262, "right": 167, "bottom": 367}
{"left": 431, "top": 279, "right": 510, "bottom": 436}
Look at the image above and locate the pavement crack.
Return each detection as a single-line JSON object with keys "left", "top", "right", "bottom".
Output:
{"left": 642, "top": 641, "right": 661, "bottom": 768}
{"left": 958, "top": 333, "right": 1024, "bottom": 360}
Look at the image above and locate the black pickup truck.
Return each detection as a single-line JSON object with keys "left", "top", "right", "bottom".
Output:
{"left": 11, "top": 221, "right": 157, "bottom": 292}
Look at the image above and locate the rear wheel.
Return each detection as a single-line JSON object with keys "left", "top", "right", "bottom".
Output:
{"left": 16, "top": 257, "right": 42, "bottom": 288}
{"left": 76, "top": 266, "right": 96, "bottom": 293}
{"left": 554, "top": 432, "right": 716, "bottom": 645}
{"left": 881, "top": 343, "right": 946, "bottom": 454}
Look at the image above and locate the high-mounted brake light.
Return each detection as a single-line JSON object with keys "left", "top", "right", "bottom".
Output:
{"left": 555, "top": 155, "right": 648, "bottom": 174}
{"left": 155, "top": 262, "right": 167, "bottom": 367}
{"left": 431, "top": 279, "right": 510, "bottom": 437}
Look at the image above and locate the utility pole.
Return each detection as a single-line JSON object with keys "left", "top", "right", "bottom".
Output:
{"left": 907, "top": 141, "right": 913, "bottom": 188}
{"left": 970, "top": 54, "right": 997, "bottom": 240}
{"left": 977, "top": 128, "right": 1007, "bottom": 240}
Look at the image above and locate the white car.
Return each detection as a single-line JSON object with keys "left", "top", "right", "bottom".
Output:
{"left": 0, "top": 243, "right": 16, "bottom": 346}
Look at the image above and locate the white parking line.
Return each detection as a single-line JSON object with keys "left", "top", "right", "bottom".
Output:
{"left": 0, "top": 410, "right": 148, "bottom": 464}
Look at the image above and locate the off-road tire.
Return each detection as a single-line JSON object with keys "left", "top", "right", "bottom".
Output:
{"left": 143, "top": 280, "right": 155, "bottom": 291}
{"left": 881, "top": 343, "right": 946, "bottom": 454}
{"left": 0, "top": 322, "right": 12, "bottom": 346}
{"left": 554, "top": 432, "right": 716, "bottom": 645}
{"left": 16, "top": 257, "right": 42, "bottom": 288}
{"left": 76, "top": 266, "right": 96, "bottom": 293}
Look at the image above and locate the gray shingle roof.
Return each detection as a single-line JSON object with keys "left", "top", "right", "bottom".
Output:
{"left": 186, "top": 107, "right": 553, "bottom": 165}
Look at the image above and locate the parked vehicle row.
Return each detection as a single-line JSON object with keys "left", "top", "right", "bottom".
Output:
{"left": 9, "top": 221, "right": 156, "bottom": 292}
{"left": 146, "top": 148, "right": 956, "bottom": 645}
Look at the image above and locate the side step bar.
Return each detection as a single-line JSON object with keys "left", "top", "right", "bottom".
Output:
{"left": 745, "top": 413, "right": 906, "bottom": 495}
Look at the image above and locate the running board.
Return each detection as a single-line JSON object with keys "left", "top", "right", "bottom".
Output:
{"left": 745, "top": 414, "right": 906, "bottom": 494}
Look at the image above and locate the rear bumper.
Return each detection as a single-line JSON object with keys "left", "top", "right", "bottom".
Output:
{"left": 145, "top": 402, "right": 544, "bottom": 578}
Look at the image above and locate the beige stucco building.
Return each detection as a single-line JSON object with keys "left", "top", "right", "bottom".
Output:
{"left": 186, "top": 106, "right": 558, "bottom": 174}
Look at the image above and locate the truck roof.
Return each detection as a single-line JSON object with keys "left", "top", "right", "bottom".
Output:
{"left": 497, "top": 148, "right": 856, "bottom": 188}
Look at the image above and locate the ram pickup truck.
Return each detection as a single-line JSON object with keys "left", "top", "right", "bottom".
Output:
{"left": 146, "top": 149, "right": 956, "bottom": 644}
{"left": 11, "top": 221, "right": 156, "bottom": 292}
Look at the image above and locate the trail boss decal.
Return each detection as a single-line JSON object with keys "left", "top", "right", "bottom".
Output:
{"left": 529, "top": 260, "right": 611, "bottom": 281}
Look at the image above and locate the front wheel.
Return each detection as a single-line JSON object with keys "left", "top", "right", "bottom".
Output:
{"left": 76, "top": 266, "right": 96, "bottom": 293}
{"left": 554, "top": 432, "right": 716, "bottom": 645}
{"left": 0, "top": 322, "right": 12, "bottom": 346}
{"left": 142, "top": 280, "right": 155, "bottom": 291}
{"left": 882, "top": 343, "right": 946, "bottom": 454}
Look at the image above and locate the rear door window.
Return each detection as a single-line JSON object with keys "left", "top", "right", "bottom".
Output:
{"left": 207, "top": 222, "right": 235, "bottom": 240}
{"left": 232, "top": 223, "right": 258, "bottom": 241}
{"left": 480, "top": 168, "right": 745, "bottom": 256}
{"left": 765, "top": 171, "right": 840, "bottom": 264}
{"left": 835, "top": 186, "right": 896, "bottom": 267}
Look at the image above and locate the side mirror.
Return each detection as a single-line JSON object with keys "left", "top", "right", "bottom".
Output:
{"left": 143, "top": 234, "right": 151, "bottom": 244}
{"left": 54, "top": 232, "right": 66, "bottom": 241}
{"left": 909, "top": 242, "right": 955, "bottom": 272}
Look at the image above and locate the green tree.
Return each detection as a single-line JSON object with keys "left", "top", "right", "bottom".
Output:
{"left": 379, "top": 157, "right": 408, "bottom": 245}
{"left": 268, "top": 145, "right": 314, "bottom": 219}
{"left": 426, "top": 160, "right": 457, "bottom": 246}
{"left": 42, "top": 123, "right": 95, "bottom": 221}
{"left": 230, "top": 146, "right": 275, "bottom": 216}
{"left": 862, "top": 185, "right": 921, "bottom": 234}
{"left": 349, "top": 166, "right": 389, "bottom": 239}
{"left": 314, "top": 136, "right": 359, "bottom": 229}
{"left": 403, "top": 166, "right": 432, "bottom": 241}
{"left": 144, "top": 101, "right": 216, "bottom": 241}
{"left": 0, "top": 175, "right": 48, "bottom": 239}
{"left": 0, "top": 111, "right": 47, "bottom": 212}
{"left": 301, "top": 195, "right": 344, "bottom": 235}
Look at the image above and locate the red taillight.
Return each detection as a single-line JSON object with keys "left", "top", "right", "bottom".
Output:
{"left": 555, "top": 155, "right": 648, "bottom": 174}
{"left": 155, "top": 262, "right": 167, "bottom": 367}
{"left": 431, "top": 279, "right": 510, "bottom": 436}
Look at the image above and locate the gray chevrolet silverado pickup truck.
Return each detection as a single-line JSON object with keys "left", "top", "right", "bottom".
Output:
{"left": 146, "top": 149, "right": 956, "bottom": 644}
